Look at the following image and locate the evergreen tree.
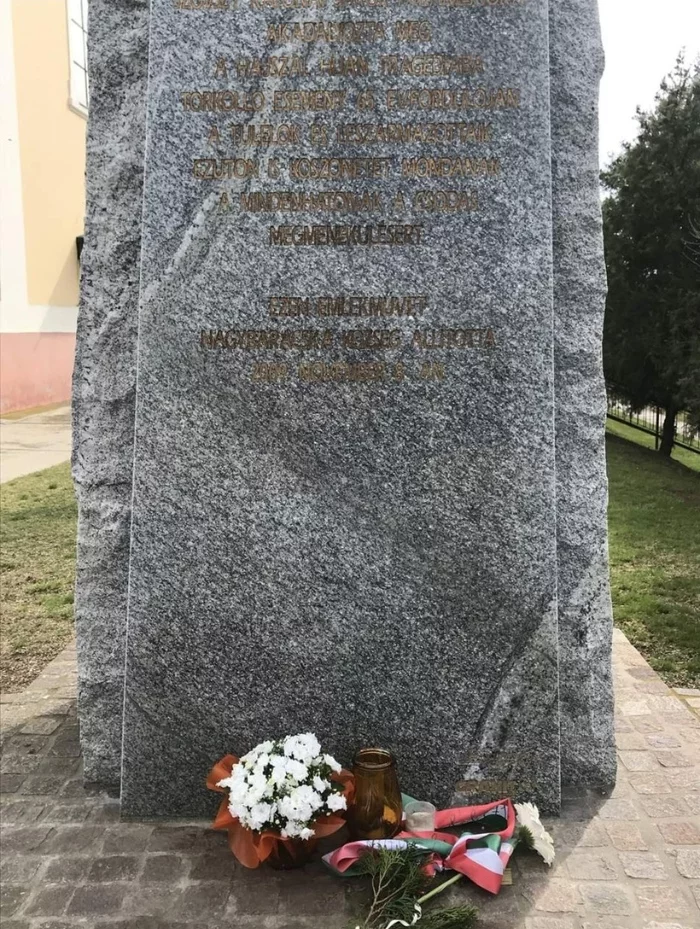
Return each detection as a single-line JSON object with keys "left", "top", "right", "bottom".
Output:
{"left": 602, "top": 56, "right": 700, "bottom": 455}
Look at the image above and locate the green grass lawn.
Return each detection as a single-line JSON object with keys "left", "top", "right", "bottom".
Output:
{"left": 0, "top": 437, "right": 698, "bottom": 692}
{"left": 607, "top": 435, "right": 700, "bottom": 687}
{"left": 0, "top": 463, "right": 77, "bottom": 691}
{"left": 606, "top": 417, "right": 700, "bottom": 473}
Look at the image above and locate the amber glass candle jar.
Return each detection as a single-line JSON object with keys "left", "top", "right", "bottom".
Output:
{"left": 348, "top": 748, "right": 403, "bottom": 840}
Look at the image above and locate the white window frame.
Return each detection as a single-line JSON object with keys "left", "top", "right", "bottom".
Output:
{"left": 66, "top": 0, "right": 89, "bottom": 117}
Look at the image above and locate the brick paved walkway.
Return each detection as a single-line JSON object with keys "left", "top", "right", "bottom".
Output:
{"left": 1, "top": 630, "right": 699, "bottom": 929}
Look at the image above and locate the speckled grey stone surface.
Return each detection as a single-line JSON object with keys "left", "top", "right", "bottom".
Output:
{"left": 119, "top": 0, "right": 562, "bottom": 818}
{"left": 550, "top": 0, "right": 616, "bottom": 790}
{"left": 72, "top": 0, "right": 148, "bottom": 792}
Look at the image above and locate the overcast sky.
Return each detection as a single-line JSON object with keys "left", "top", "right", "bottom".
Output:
{"left": 598, "top": 0, "right": 700, "bottom": 167}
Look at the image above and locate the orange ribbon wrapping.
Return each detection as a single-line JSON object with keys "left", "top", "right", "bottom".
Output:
{"left": 207, "top": 754, "right": 355, "bottom": 869}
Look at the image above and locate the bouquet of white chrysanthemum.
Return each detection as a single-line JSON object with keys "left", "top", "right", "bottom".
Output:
{"left": 216, "top": 732, "right": 347, "bottom": 839}
{"left": 514, "top": 802, "right": 555, "bottom": 866}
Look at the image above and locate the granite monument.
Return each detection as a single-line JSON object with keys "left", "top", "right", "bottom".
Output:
{"left": 73, "top": 0, "right": 616, "bottom": 815}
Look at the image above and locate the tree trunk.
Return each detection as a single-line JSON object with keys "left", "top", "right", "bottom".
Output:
{"left": 659, "top": 405, "right": 677, "bottom": 457}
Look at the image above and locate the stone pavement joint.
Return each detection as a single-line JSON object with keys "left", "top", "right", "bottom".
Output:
{"left": 1, "top": 630, "right": 699, "bottom": 928}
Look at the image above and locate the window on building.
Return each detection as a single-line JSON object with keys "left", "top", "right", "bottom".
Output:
{"left": 67, "top": 0, "right": 89, "bottom": 115}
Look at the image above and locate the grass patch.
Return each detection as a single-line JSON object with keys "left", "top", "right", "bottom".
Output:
{"left": 0, "top": 462, "right": 77, "bottom": 691}
{"left": 606, "top": 417, "right": 700, "bottom": 473}
{"left": 607, "top": 435, "right": 700, "bottom": 687}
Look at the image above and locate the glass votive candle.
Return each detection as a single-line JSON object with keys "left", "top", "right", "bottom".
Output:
{"left": 405, "top": 800, "right": 437, "bottom": 833}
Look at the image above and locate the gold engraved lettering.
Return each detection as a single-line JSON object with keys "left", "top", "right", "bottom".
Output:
{"left": 380, "top": 54, "right": 484, "bottom": 77}
{"left": 208, "top": 125, "right": 221, "bottom": 143}
{"left": 402, "top": 156, "right": 500, "bottom": 178}
{"left": 420, "top": 362, "right": 445, "bottom": 380}
{"left": 318, "top": 56, "right": 369, "bottom": 76}
{"left": 241, "top": 190, "right": 382, "bottom": 212}
{"left": 386, "top": 87, "right": 520, "bottom": 110}
{"left": 236, "top": 56, "right": 309, "bottom": 78}
{"left": 341, "top": 329, "right": 402, "bottom": 350}
{"left": 201, "top": 329, "right": 334, "bottom": 351}
{"left": 393, "top": 20, "right": 432, "bottom": 41}
{"left": 176, "top": 0, "right": 231, "bottom": 9}
{"left": 251, "top": 0, "right": 327, "bottom": 9}
{"left": 269, "top": 297, "right": 313, "bottom": 317}
{"left": 315, "top": 295, "right": 427, "bottom": 317}
{"left": 230, "top": 124, "right": 301, "bottom": 146}
{"left": 273, "top": 90, "right": 346, "bottom": 112}
{"left": 288, "top": 157, "right": 391, "bottom": 180}
{"left": 413, "top": 190, "right": 479, "bottom": 211}
{"left": 267, "top": 21, "right": 386, "bottom": 43}
{"left": 336, "top": 122, "right": 492, "bottom": 145}
{"left": 269, "top": 224, "right": 424, "bottom": 246}
{"left": 218, "top": 192, "right": 231, "bottom": 211}
{"left": 193, "top": 158, "right": 259, "bottom": 179}
{"left": 251, "top": 363, "right": 289, "bottom": 382}
{"left": 214, "top": 57, "right": 229, "bottom": 78}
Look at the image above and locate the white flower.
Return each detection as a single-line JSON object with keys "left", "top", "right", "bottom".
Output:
{"left": 313, "top": 775, "right": 329, "bottom": 794}
{"left": 285, "top": 759, "right": 309, "bottom": 783}
{"left": 326, "top": 792, "right": 347, "bottom": 812}
{"left": 323, "top": 754, "right": 342, "bottom": 773}
{"left": 299, "top": 827, "right": 315, "bottom": 841}
{"left": 515, "top": 803, "right": 555, "bottom": 866}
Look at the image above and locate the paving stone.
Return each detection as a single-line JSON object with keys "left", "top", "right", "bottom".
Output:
{"left": 629, "top": 773, "right": 672, "bottom": 796}
{"left": 188, "top": 853, "right": 236, "bottom": 882}
{"left": 524, "top": 919, "right": 581, "bottom": 929}
{"left": 1, "top": 826, "right": 53, "bottom": 852}
{"left": 23, "top": 885, "right": 74, "bottom": 917}
{"left": 648, "top": 735, "right": 683, "bottom": 750}
{"left": 657, "top": 822, "right": 700, "bottom": 845}
{"left": 41, "top": 801, "right": 93, "bottom": 823}
{"left": 522, "top": 881, "right": 582, "bottom": 913}
{"left": 641, "top": 796, "right": 691, "bottom": 819}
{"left": 656, "top": 753, "right": 695, "bottom": 769}
{"left": 618, "top": 852, "right": 668, "bottom": 879}
{"left": 67, "top": 883, "right": 129, "bottom": 916}
{"left": 0, "top": 754, "right": 42, "bottom": 774}
{"left": 675, "top": 848, "right": 700, "bottom": 879}
{"left": 88, "top": 855, "right": 141, "bottom": 882}
{"left": 177, "top": 883, "right": 231, "bottom": 919}
{"left": 19, "top": 775, "right": 69, "bottom": 796}
{"left": 634, "top": 885, "right": 695, "bottom": 919}
{"left": 41, "top": 856, "right": 92, "bottom": 882}
{"left": 631, "top": 717, "right": 665, "bottom": 734}
{"left": 2, "top": 735, "right": 49, "bottom": 756}
{"left": 616, "top": 733, "right": 647, "bottom": 751}
{"left": 0, "top": 885, "right": 31, "bottom": 918}
{"left": 0, "top": 800, "right": 46, "bottom": 824}
{"left": 19, "top": 718, "right": 63, "bottom": 736}
{"left": 578, "top": 883, "right": 635, "bottom": 915}
{"left": 228, "top": 878, "right": 281, "bottom": 915}
{"left": 146, "top": 825, "right": 200, "bottom": 851}
{"left": 103, "top": 825, "right": 154, "bottom": 854}
{"left": 604, "top": 822, "right": 649, "bottom": 851}
{"left": 142, "top": 854, "right": 188, "bottom": 882}
{"left": 41, "top": 825, "right": 104, "bottom": 854}
{"left": 598, "top": 799, "right": 642, "bottom": 821}
{"left": 618, "top": 751, "right": 660, "bottom": 772}
{"left": 121, "top": 885, "right": 184, "bottom": 918}
{"left": 0, "top": 774, "right": 25, "bottom": 793}
{"left": 565, "top": 850, "right": 619, "bottom": 880}
{"left": 0, "top": 856, "right": 41, "bottom": 883}
{"left": 668, "top": 771, "right": 700, "bottom": 791}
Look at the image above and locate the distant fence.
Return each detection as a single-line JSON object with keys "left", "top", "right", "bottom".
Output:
{"left": 606, "top": 385, "right": 700, "bottom": 456}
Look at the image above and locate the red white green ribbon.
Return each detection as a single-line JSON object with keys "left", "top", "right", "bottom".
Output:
{"left": 323, "top": 798, "right": 516, "bottom": 896}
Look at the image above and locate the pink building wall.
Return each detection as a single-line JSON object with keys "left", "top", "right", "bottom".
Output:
{"left": 0, "top": 332, "right": 75, "bottom": 413}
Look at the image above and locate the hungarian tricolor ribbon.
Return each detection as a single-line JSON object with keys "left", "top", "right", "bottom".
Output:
{"left": 323, "top": 798, "right": 516, "bottom": 895}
